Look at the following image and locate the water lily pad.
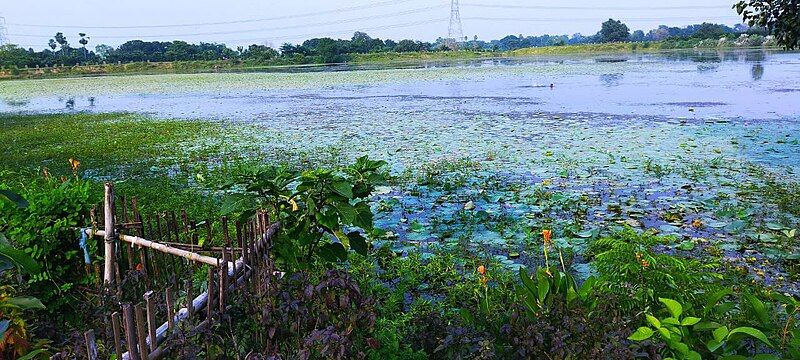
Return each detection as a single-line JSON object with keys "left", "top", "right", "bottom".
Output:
{"left": 765, "top": 222, "right": 786, "bottom": 231}
{"left": 676, "top": 240, "right": 695, "bottom": 251}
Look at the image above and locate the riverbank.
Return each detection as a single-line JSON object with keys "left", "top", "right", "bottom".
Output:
{"left": 0, "top": 40, "right": 780, "bottom": 81}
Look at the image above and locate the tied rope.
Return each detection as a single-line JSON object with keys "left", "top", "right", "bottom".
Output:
{"left": 79, "top": 228, "right": 91, "bottom": 264}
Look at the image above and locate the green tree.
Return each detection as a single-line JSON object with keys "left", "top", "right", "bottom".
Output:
{"left": 600, "top": 18, "right": 630, "bottom": 42}
{"left": 735, "top": 0, "right": 800, "bottom": 49}
{"left": 53, "top": 32, "right": 69, "bottom": 54}
{"left": 78, "top": 33, "right": 89, "bottom": 60}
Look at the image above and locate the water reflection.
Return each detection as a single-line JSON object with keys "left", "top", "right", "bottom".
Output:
{"left": 751, "top": 63, "right": 764, "bottom": 81}
{"left": 88, "top": 97, "right": 96, "bottom": 107}
{"left": 3, "top": 99, "right": 29, "bottom": 107}
{"left": 600, "top": 73, "right": 623, "bottom": 87}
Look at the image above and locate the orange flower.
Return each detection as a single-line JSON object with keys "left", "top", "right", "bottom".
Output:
{"left": 68, "top": 158, "right": 81, "bottom": 172}
{"left": 135, "top": 263, "right": 144, "bottom": 272}
{"left": 477, "top": 265, "right": 486, "bottom": 275}
{"left": 640, "top": 260, "right": 650, "bottom": 268}
{"left": 542, "top": 229, "right": 552, "bottom": 247}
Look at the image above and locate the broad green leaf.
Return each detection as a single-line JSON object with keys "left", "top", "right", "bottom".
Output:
{"left": 659, "top": 298, "right": 683, "bottom": 318}
{"left": 335, "top": 202, "right": 356, "bottom": 224}
{"left": 318, "top": 242, "right": 347, "bottom": 262}
{"left": 353, "top": 202, "right": 373, "bottom": 230}
{"left": 728, "top": 327, "right": 772, "bottom": 347}
{"left": 681, "top": 317, "right": 701, "bottom": 326}
{"left": 0, "top": 189, "right": 28, "bottom": 208}
{"left": 7, "top": 296, "right": 46, "bottom": 309}
{"left": 0, "top": 242, "right": 41, "bottom": 274}
{"left": 519, "top": 268, "right": 537, "bottom": 297}
{"left": 627, "top": 327, "right": 654, "bottom": 341}
{"left": 706, "top": 288, "right": 733, "bottom": 308}
{"left": 331, "top": 181, "right": 353, "bottom": 199}
{"left": 713, "top": 326, "right": 729, "bottom": 342}
{"left": 687, "top": 351, "right": 701, "bottom": 360}
{"left": 646, "top": 314, "right": 661, "bottom": 328}
{"left": 347, "top": 232, "right": 368, "bottom": 256}
{"left": 743, "top": 294, "right": 769, "bottom": 326}
{"left": 662, "top": 317, "right": 681, "bottom": 326}
{"left": 707, "top": 339, "right": 723, "bottom": 352}
{"left": 658, "top": 326, "right": 672, "bottom": 340}
{"left": 536, "top": 271, "right": 550, "bottom": 303}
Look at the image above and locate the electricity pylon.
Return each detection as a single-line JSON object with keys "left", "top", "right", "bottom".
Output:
{"left": 446, "top": 0, "right": 464, "bottom": 50}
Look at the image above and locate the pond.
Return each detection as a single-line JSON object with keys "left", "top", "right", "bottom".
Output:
{"left": 2, "top": 49, "right": 799, "bottom": 292}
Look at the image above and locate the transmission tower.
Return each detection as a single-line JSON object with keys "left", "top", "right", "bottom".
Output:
{"left": 446, "top": 0, "right": 463, "bottom": 50}
{"left": 0, "top": 16, "right": 8, "bottom": 46}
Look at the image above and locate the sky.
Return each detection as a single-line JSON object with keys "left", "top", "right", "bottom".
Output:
{"left": 0, "top": 0, "right": 744, "bottom": 50}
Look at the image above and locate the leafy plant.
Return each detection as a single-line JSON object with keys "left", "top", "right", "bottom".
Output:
{"left": 588, "top": 228, "right": 717, "bottom": 311}
{"left": 517, "top": 266, "right": 595, "bottom": 316}
{"left": 222, "top": 156, "right": 387, "bottom": 271}
{"left": 628, "top": 297, "right": 775, "bottom": 359}
{"left": 0, "top": 190, "right": 46, "bottom": 359}
{"left": 1, "top": 171, "right": 96, "bottom": 323}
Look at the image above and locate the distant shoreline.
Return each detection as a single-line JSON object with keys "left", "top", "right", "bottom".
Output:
{"left": 0, "top": 41, "right": 783, "bottom": 81}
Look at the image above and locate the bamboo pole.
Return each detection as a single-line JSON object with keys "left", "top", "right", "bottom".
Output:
{"left": 85, "top": 229, "right": 221, "bottom": 267}
{"left": 103, "top": 183, "right": 116, "bottom": 286}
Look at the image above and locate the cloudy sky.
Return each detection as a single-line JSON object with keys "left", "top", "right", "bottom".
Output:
{"left": 1, "top": 0, "right": 743, "bottom": 50}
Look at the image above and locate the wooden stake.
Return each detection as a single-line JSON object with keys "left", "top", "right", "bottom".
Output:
{"left": 123, "top": 304, "right": 140, "bottom": 360}
{"left": 166, "top": 286, "right": 175, "bottom": 330}
{"left": 207, "top": 267, "right": 214, "bottom": 321}
{"left": 144, "top": 291, "right": 158, "bottom": 352}
{"left": 185, "top": 279, "right": 194, "bottom": 319}
{"left": 84, "top": 329, "right": 98, "bottom": 360}
{"left": 103, "top": 182, "right": 116, "bottom": 286}
{"left": 112, "top": 311, "right": 123, "bottom": 360}
{"left": 135, "top": 304, "right": 148, "bottom": 359}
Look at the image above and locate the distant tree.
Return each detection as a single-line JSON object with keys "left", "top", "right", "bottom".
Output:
{"left": 693, "top": 23, "right": 731, "bottom": 39}
{"left": 394, "top": 39, "right": 421, "bottom": 52}
{"left": 54, "top": 32, "right": 69, "bottom": 53}
{"left": 48, "top": 39, "right": 57, "bottom": 52}
{"left": 94, "top": 44, "right": 113, "bottom": 60}
{"left": 735, "top": 0, "right": 800, "bottom": 49}
{"left": 600, "top": 19, "right": 630, "bottom": 42}
{"left": 630, "top": 30, "right": 646, "bottom": 42}
{"left": 78, "top": 33, "right": 90, "bottom": 59}
{"left": 242, "top": 44, "right": 278, "bottom": 62}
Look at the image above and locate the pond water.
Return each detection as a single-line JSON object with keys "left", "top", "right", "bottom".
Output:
{"left": 2, "top": 49, "right": 800, "bottom": 291}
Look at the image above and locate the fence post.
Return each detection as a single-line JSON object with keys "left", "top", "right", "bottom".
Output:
{"left": 123, "top": 304, "right": 140, "bottom": 360}
{"left": 104, "top": 182, "right": 117, "bottom": 286}
{"left": 84, "top": 330, "right": 98, "bottom": 360}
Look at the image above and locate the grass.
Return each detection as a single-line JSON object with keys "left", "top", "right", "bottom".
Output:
{"left": 0, "top": 112, "right": 222, "bottom": 174}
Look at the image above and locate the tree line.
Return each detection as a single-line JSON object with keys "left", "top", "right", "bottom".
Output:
{"left": 0, "top": 19, "right": 781, "bottom": 69}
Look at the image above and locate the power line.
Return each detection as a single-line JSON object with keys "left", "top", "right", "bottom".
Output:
{"left": 462, "top": 16, "right": 741, "bottom": 23}
{"left": 7, "top": 17, "right": 449, "bottom": 47}
{"left": 5, "top": 0, "right": 436, "bottom": 29}
{"left": 8, "top": 4, "right": 447, "bottom": 39}
{"left": 210, "top": 18, "right": 450, "bottom": 44}
{"left": 461, "top": 3, "right": 736, "bottom": 10}
{"left": 0, "top": 16, "right": 8, "bottom": 45}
